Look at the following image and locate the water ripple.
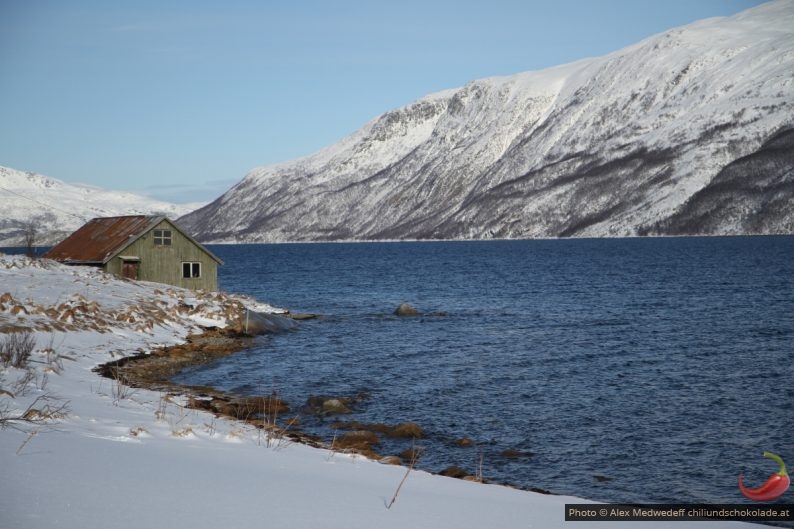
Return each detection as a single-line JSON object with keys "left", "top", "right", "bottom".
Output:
{"left": 175, "top": 237, "right": 794, "bottom": 504}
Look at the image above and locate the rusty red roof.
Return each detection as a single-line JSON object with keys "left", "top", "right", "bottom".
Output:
{"left": 44, "top": 216, "right": 165, "bottom": 264}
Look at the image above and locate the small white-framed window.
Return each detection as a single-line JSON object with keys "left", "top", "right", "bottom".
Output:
{"left": 153, "top": 229, "right": 172, "bottom": 246}
{"left": 182, "top": 262, "right": 201, "bottom": 279}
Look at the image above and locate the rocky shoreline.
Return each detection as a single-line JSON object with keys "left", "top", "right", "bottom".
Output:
{"left": 92, "top": 321, "right": 450, "bottom": 469}
{"left": 94, "top": 315, "right": 514, "bottom": 485}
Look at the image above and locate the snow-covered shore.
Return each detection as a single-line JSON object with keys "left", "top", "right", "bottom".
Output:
{"left": 0, "top": 255, "right": 761, "bottom": 528}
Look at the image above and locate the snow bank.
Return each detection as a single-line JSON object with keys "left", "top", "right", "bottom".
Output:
{"left": 0, "top": 255, "right": 759, "bottom": 528}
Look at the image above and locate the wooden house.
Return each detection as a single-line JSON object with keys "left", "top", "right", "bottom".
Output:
{"left": 44, "top": 215, "right": 223, "bottom": 291}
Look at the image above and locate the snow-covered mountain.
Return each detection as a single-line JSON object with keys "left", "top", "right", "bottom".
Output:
{"left": 0, "top": 166, "right": 203, "bottom": 246}
{"left": 180, "top": 0, "right": 794, "bottom": 242}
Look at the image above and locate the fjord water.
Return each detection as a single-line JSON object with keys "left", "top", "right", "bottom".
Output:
{"left": 178, "top": 237, "right": 794, "bottom": 504}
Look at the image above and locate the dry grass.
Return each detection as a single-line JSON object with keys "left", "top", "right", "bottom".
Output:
{"left": 0, "top": 331, "right": 35, "bottom": 368}
{"left": 129, "top": 426, "right": 148, "bottom": 437}
{"left": 0, "top": 394, "right": 71, "bottom": 433}
{"left": 171, "top": 425, "right": 194, "bottom": 438}
{"left": 110, "top": 369, "right": 135, "bottom": 405}
{"left": 155, "top": 393, "right": 172, "bottom": 421}
{"left": 0, "top": 332, "right": 71, "bottom": 454}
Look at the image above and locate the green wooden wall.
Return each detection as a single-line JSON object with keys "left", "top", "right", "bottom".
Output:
{"left": 103, "top": 219, "right": 219, "bottom": 291}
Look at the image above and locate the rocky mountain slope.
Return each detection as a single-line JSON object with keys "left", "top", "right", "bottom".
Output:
{"left": 0, "top": 166, "right": 202, "bottom": 246}
{"left": 180, "top": 0, "right": 794, "bottom": 242}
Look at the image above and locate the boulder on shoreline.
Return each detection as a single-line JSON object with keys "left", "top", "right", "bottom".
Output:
{"left": 440, "top": 466, "right": 470, "bottom": 479}
{"left": 379, "top": 456, "right": 403, "bottom": 466}
{"left": 235, "top": 395, "right": 290, "bottom": 418}
{"left": 399, "top": 446, "right": 423, "bottom": 463}
{"left": 388, "top": 422, "right": 425, "bottom": 439}
{"left": 333, "top": 430, "right": 381, "bottom": 452}
{"left": 331, "top": 420, "right": 425, "bottom": 439}
{"left": 239, "top": 310, "right": 298, "bottom": 335}
{"left": 284, "top": 312, "right": 319, "bottom": 321}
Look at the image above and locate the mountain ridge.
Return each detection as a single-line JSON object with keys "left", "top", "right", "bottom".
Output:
{"left": 0, "top": 165, "right": 202, "bottom": 246}
{"left": 178, "top": 0, "right": 794, "bottom": 243}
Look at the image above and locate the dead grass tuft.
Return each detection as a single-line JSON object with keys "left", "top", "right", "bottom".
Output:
{"left": 0, "top": 331, "right": 35, "bottom": 368}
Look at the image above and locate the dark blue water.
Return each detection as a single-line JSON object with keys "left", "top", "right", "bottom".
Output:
{"left": 175, "top": 237, "right": 794, "bottom": 505}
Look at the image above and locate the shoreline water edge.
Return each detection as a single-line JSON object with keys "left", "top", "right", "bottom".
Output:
{"left": 1, "top": 253, "right": 774, "bottom": 528}
{"left": 96, "top": 318, "right": 533, "bottom": 487}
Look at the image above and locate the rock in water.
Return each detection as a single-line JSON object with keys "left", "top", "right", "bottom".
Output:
{"left": 394, "top": 303, "right": 419, "bottom": 316}
{"left": 322, "top": 398, "right": 351, "bottom": 414}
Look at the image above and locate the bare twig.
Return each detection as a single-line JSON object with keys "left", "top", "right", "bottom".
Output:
{"left": 155, "top": 393, "right": 170, "bottom": 421}
{"left": 203, "top": 417, "right": 217, "bottom": 437}
{"left": 476, "top": 447, "right": 485, "bottom": 483}
{"left": 327, "top": 430, "right": 339, "bottom": 461}
{"left": 0, "top": 394, "right": 70, "bottom": 433}
{"left": 11, "top": 369, "right": 37, "bottom": 396}
{"left": 386, "top": 443, "right": 424, "bottom": 509}
{"left": 16, "top": 429, "right": 39, "bottom": 455}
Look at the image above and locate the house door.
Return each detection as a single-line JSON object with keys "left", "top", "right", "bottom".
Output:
{"left": 122, "top": 260, "right": 139, "bottom": 279}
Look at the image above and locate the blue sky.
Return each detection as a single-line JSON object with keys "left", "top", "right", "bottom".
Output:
{"left": 0, "top": 0, "right": 767, "bottom": 203}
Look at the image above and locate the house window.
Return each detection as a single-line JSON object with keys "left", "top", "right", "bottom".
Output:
{"left": 182, "top": 262, "right": 201, "bottom": 279}
{"left": 153, "top": 229, "right": 172, "bottom": 246}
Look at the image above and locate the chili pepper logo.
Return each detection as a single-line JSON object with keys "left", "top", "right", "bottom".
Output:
{"left": 738, "top": 452, "right": 790, "bottom": 502}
